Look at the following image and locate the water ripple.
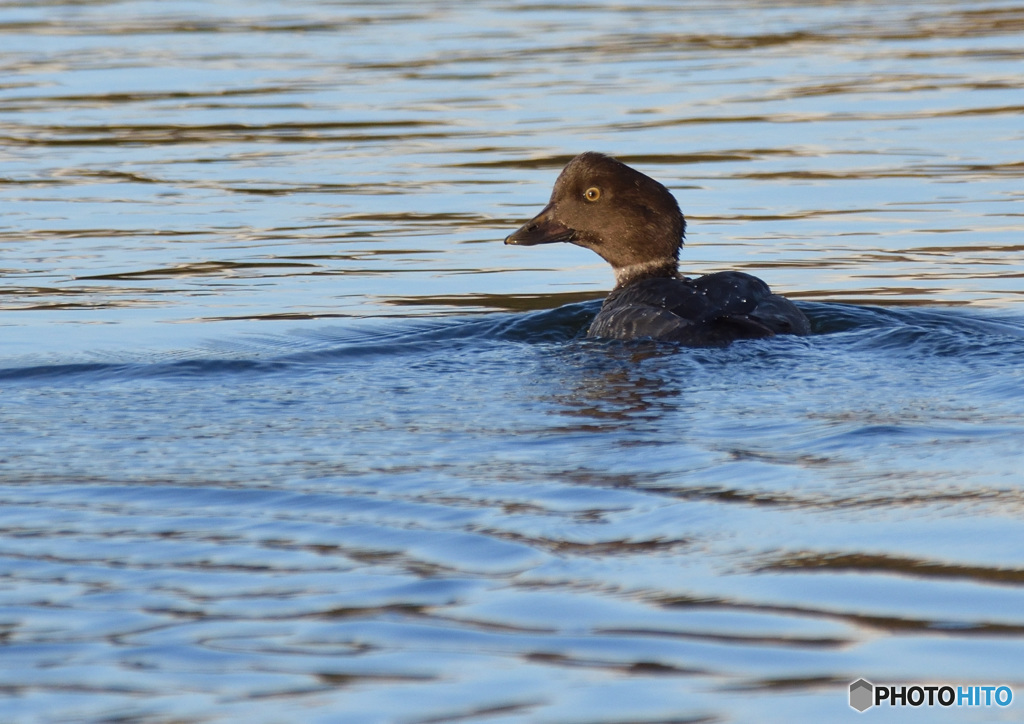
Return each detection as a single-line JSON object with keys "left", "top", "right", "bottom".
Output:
{"left": 3, "top": 1, "right": 1024, "bottom": 722}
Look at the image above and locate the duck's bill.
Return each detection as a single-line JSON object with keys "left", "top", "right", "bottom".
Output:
{"left": 504, "top": 206, "right": 575, "bottom": 246}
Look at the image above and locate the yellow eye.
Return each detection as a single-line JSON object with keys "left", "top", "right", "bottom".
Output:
{"left": 584, "top": 187, "right": 601, "bottom": 202}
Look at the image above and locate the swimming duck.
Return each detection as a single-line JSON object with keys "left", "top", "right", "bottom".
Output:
{"left": 505, "top": 152, "right": 810, "bottom": 346}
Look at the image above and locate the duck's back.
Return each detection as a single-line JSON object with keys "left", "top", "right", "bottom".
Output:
{"left": 588, "top": 271, "right": 810, "bottom": 346}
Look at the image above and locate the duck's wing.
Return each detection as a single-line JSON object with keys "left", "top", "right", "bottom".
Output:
{"left": 588, "top": 300, "right": 702, "bottom": 341}
{"left": 695, "top": 271, "right": 810, "bottom": 336}
{"left": 586, "top": 272, "right": 810, "bottom": 345}
{"left": 690, "top": 271, "right": 771, "bottom": 315}
{"left": 749, "top": 294, "right": 811, "bottom": 336}
{"left": 587, "top": 275, "right": 775, "bottom": 345}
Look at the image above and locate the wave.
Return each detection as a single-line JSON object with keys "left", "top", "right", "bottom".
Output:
{"left": 2, "top": 301, "right": 1023, "bottom": 384}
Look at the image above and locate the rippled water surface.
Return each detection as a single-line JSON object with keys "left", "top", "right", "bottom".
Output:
{"left": 2, "top": 1, "right": 1024, "bottom": 722}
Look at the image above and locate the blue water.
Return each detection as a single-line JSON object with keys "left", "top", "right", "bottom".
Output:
{"left": 2, "top": 1, "right": 1024, "bottom": 722}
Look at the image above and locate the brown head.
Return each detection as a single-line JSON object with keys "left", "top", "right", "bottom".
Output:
{"left": 504, "top": 152, "right": 686, "bottom": 286}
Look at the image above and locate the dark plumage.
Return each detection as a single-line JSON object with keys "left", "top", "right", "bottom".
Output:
{"left": 504, "top": 152, "right": 810, "bottom": 346}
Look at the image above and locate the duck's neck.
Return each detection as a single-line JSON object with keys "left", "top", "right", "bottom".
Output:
{"left": 612, "top": 257, "right": 679, "bottom": 289}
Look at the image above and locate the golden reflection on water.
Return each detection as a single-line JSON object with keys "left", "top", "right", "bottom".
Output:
{"left": 1, "top": 0, "right": 1023, "bottom": 322}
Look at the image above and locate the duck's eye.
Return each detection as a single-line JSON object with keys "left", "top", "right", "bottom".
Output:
{"left": 584, "top": 187, "right": 601, "bottom": 202}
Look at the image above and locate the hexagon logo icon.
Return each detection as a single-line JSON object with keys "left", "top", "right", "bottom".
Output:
{"left": 850, "top": 679, "right": 874, "bottom": 712}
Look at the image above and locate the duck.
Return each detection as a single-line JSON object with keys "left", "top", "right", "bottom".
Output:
{"left": 504, "top": 152, "right": 810, "bottom": 346}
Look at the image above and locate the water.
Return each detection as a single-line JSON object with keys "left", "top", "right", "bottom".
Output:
{"left": 2, "top": 1, "right": 1024, "bottom": 722}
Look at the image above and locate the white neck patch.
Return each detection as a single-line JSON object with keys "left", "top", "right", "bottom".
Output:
{"left": 613, "top": 258, "right": 679, "bottom": 288}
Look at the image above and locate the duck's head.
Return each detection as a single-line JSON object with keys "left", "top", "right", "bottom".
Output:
{"left": 504, "top": 152, "right": 685, "bottom": 286}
